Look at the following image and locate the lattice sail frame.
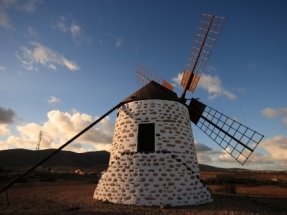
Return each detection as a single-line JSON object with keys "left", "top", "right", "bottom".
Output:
{"left": 188, "top": 99, "right": 264, "bottom": 165}
{"left": 135, "top": 63, "right": 174, "bottom": 91}
{"left": 181, "top": 14, "right": 226, "bottom": 93}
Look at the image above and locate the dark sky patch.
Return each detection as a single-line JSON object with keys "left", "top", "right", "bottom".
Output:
{"left": 0, "top": 107, "right": 16, "bottom": 124}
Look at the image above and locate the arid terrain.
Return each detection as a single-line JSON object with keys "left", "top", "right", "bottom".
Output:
{"left": 0, "top": 170, "right": 286, "bottom": 215}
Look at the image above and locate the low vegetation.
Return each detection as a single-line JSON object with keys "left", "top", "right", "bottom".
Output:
{"left": 215, "top": 184, "right": 236, "bottom": 194}
{"left": 202, "top": 172, "right": 287, "bottom": 188}
{"left": 0, "top": 172, "right": 100, "bottom": 185}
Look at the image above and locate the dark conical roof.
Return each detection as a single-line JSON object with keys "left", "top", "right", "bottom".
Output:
{"left": 122, "top": 81, "right": 179, "bottom": 103}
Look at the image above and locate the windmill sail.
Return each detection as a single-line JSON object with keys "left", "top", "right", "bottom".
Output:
{"left": 188, "top": 98, "right": 264, "bottom": 165}
{"left": 135, "top": 63, "right": 174, "bottom": 91}
{"left": 180, "top": 14, "right": 226, "bottom": 99}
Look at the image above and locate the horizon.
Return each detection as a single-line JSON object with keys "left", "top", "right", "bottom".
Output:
{"left": 2, "top": 148, "right": 286, "bottom": 172}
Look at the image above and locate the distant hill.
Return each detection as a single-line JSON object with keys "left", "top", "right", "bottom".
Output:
{"left": 0, "top": 149, "right": 222, "bottom": 171}
{"left": 0, "top": 149, "right": 109, "bottom": 170}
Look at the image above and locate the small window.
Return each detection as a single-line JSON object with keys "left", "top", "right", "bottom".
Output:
{"left": 137, "top": 123, "right": 155, "bottom": 152}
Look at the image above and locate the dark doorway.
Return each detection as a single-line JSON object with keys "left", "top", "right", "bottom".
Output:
{"left": 137, "top": 123, "right": 155, "bottom": 152}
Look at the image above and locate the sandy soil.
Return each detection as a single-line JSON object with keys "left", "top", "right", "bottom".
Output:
{"left": 0, "top": 181, "right": 286, "bottom": 215}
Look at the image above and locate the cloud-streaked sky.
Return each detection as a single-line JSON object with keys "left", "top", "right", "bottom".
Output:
{"left": 1, "top": 0, "right": 287, "bottom": 171}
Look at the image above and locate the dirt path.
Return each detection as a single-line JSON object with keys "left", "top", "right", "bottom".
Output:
{"left": 0, "top": 181, "right": 286, "bottom": 215}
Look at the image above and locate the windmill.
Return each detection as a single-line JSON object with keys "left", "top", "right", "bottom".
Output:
{"left": 94, "top": 14, "right": 264, "bottom": 206}
{"left": 0, "top": 13, "right": 264, "bottom": 206}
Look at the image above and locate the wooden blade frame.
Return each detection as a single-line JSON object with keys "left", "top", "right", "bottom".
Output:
{"left": 135, "top": 63, "right": 174, "bottom": 91}
{"left": 181, "top": 70, "right": 200, "bottom": 93}
{"left": 180, "top": 14, "right": 226, "bottom": 99}
{"left": 188, "top": 98, "right": 264, "bottom": 165}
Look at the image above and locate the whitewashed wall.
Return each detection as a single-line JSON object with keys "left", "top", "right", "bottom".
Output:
{"left": 94, "top": 100, "right": 212, "bottom": 206}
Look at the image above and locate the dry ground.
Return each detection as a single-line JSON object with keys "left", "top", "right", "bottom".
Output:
{"left": 0, "top": 180, "right": 286, "bottom": 215}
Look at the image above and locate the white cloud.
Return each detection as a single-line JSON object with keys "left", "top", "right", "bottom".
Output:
{"left": 198, "top": 74, "right": 236, "bottom": 100}
{"left": 172, "top": 72, "right": 183, "bottom": 86}
{"left": 262, "top": 107, "right": 287, "bottom": 118}
{"left": 0, "top": 0, "right": 42, "bottom": 28}
{"left": 53, "top": 17, "right": 89, "bottom": 45}
{"left": 262, "top": 107, "right": 287, "bottom": 126}
{"left": 0, "top": 141, "right": 9, "bottom": 150}
{"left": 54, "top": 16, "right": 69, "bottom": 33}
{"left": 16, "top": 41, "right": 80, "bottom": 71}
{"left": 47, "top": 96, "right": 61, "bottom": 105}
{"left": 260, "top": 135, "right": 287, "bottom": 161}
{"left": 0, "top": 110, "right": 114, "bottom": 152}
{"left": 193, "top": 138, "right": 286, "bottom": 170}
{"left": 0, "top": 125, "right": 10, "bottom": 135}
{"left": 71, "top": 22, "right": 81, "bottom": 38}
{"left": 172, "top": 72, "right": 236, "bottom": 100}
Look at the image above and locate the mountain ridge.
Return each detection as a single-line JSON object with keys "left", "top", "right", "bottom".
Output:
{"left": 0, "top": 149, "right": 224, "bottom": 171}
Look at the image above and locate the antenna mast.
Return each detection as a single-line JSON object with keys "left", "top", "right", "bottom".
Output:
{"left": 33, "top": 131, "right": 42, "bottom": 165}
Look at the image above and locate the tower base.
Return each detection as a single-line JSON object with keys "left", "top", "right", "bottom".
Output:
{"left": 94, "top": 152, "right": 212, "bottom": 206}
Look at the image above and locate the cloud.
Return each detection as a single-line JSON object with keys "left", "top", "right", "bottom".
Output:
{"left": 262, "top": 108, "right": 287, "bottom": 118}
{"left": 172, "top": 72, "right": 236, "bottom": 100}
{"left": 206, "top": 135, "right": 287, "bottom": 170}
{"left": 107, "top": 33, "right": 123, "bottom": 48}
{"left": 0, "top": 0, "right": 42, "bottom": 28}
{"left": 195, "top": 142, "right": 213, "bottom": 152}
{"left": 70, "top": 22, "right": 81, "bottom": 38}
{"left": 0, "top": 125, "right": 10, "bottom": 135}
{"left": 54, "top": 16, "right": 69, "bottom": 33}
{"left": 115, "top": 38, "right": 123, "bottom": 47}
{"left": 205, "top": 65, "right": 217, "bottom": 73}
{"left": 197, "top": 153, "right": 212, "bottom": 163}
{"left": 27, "top": 26, "right": 40, "bottom": 39}
{"left": 47, "top": 96, "right": 61, "bottom": 105}
{"left": 0, "top": 106, "right": 16, "bottom": 124}
{"left": 194, "top": 142, "right": 223, "bottom": 164}
{"left": 19, "top": 0, "right": 42, "bottom": 13}
{"left": 262, "top": 107, "right": 287, "bottom": 125}
{"left": 0, "top": 3, "right": 9, "bottom": 28}
{"left": 0, "top": 65, "right": 6, "bottom": 71}
{"left": 217, "top": 150, "right": 274, "bottom": 166}
{"left": 172, "top": 73, "right": 183, "bottom": 87}
{"left": 16, "top": 41, "right": 80, "bottom": 71}
{"left": 53, "top": 17, "right": 89, "bottom": 45}
{"left": 260, "top": 135, "right": 287, "bottom": 161}
{"left": 1, "top": 109, "right": 114, "bottom": 152}
{"left": 198, "top": 74, "right": 236, "bottom": 100}
{"left": 193, "top": 139, "right": 283, "bottom": 169}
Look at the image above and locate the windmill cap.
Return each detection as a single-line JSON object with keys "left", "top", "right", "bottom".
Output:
{"left": 122, "top": 81, "right": 179, "bottom": 103}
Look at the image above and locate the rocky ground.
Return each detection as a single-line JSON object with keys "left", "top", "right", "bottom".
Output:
{"left": 0, "top": 180, "right": 286, "bottom": 215}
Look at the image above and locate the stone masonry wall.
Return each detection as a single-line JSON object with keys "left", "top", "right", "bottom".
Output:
{"left": 94, "top": 99, "right": 212, "bottom": 206}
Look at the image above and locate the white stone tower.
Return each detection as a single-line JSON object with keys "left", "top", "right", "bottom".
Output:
{"left": 94, "top": 81, "right": 212, "bottom": 206}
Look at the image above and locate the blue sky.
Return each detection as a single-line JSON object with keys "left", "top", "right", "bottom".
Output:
{"left": 0, "top": 0, "right": 287, "bottom": 171}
